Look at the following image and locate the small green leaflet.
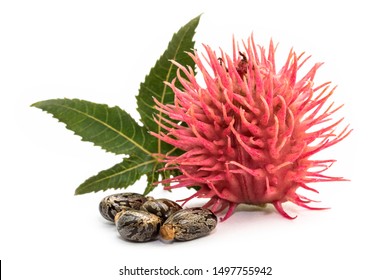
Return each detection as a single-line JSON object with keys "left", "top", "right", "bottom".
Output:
{"left": 75, "top": 155, "right": 156, "bottom": 195}
{"left": 32, "top": 98, "right": 155, "bottom": 157}
{"left": 31, "top": 15, "right": 201, "bottom": 195}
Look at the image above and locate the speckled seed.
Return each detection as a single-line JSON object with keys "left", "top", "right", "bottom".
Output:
{"left": 160, "top": 208, "right": 217, "bottom": 242}
{"left": 115, "top": 210, "right": 162, "bottom": 242}
{"left": 140, "top": 198, "right": 182, "bottom": 221}
{"left": 99, "top": 192, "right": 150, "bottom": 222}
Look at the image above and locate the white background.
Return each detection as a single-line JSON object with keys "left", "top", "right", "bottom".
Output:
{"left": 0, "top": 0, "right": 388, "bottom": 279}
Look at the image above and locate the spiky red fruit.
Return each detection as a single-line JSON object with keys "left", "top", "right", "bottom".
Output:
{"left": 152, "top": 36, "right": 351, "bottom": 221}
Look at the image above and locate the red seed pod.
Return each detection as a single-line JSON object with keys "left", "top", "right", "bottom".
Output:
{"left": 152, "top": 36, "right": 351, "bottom": 220}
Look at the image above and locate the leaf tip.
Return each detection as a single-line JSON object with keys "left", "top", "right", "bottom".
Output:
{"left": 192, "top": 13, "right": 203, "bottom": 22}
{"left": 30, "top": 101, "right": 44, "bottom": 109}
{"left": 74, "top": 187, "right": 84, "bottom": 195}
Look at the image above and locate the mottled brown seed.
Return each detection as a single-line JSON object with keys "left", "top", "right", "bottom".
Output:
{"left": 115, "top": 210, "right": 162, "bottom": 242}
{"left": 99, "top": 192, "right": 150, "bottom": 222}
{"left": 140, "top": 198, "right": 182, "bottom": 221}
{"left": 160, "top": 208, "right": 217, "bottom": 242}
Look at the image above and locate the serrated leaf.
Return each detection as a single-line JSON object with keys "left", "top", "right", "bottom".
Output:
{"left": 32, "top": 98, "right": 155, "bottom": 157}
{"left": 136, "top": 15, "right": 200, "bottom": 137}
{"left": 32, "top": 16, "right": 202, "bottom": 195}
{"left": 75, "top": 155, "right": 156, "bottom": 195}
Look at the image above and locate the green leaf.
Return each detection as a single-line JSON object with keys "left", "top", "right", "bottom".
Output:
{"left": 136, "top": 15, "right": 200, "bottom": 150}
{"left": 75, "top": 155, "right": 156, "bottom": 195}
{"left": 31, "top": 98, "right": 155, "bottom": 157}
{"left": 32, "top": 15, "right": 202, "bottom": 195}
{"left": 144, "top": 164, "right": 161, "bottom": 195}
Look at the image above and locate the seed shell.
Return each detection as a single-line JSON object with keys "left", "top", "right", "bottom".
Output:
{"left": 115, "top": 210, "right": 162, "bottom": 242}
{"left": 99, "top": 192, "right": 150, "bottom": 222}
{"left": 140, "top": 198, "right": 182, "bottom": 221}
{"left": 160, "top": 207, "right": 217, "bottom": 241}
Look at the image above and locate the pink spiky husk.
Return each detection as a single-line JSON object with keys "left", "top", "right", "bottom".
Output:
{"left": 152, "top": 36, "right": 351, "bottom": 221}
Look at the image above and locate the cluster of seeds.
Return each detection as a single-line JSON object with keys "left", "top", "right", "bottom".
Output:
{"left": 99, "top": 192, "right": 217, "bottom": 242}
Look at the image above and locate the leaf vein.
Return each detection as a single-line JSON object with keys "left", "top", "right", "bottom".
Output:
{"left": 57, "top": 103, "right": 152, "bottom": 156}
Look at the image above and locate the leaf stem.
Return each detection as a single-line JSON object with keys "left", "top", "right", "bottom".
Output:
{"left": 166, "top": 146, "right": 179, "bottom": 156}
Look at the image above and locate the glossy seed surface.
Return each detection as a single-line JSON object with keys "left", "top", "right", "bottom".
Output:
{"left": 99, "top": 192, "right": 149, "bottom": 222}
{"left": 160, "top": 207, "right": 217, "bottom": 241}
{"left": 115, "top": 210, "right": 162, "bottom": 242}
{"left": 140, "top": 198, "right": 182, "bottom": 221}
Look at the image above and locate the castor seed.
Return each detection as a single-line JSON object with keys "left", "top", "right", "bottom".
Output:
{"left": 99, "top": 192, "right": 150, "bottom": 222}
{"left": 160, "top": 208, "right": 217, "bottom": 242}
{"left": 140, "top": 198, "right": 182, "bottom": 221}
{"left": 115, "top": 210, "right": 162, "bottom": 242}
